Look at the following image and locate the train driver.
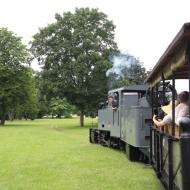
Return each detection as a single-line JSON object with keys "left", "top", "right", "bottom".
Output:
{"left": 107, "top": 95, "right": 114, "bottom": 106}
{"left": 107, "top": 95, "right": 118, "bottom": 111}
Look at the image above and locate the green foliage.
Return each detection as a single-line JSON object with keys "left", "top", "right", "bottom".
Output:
{"left": 35, "top": 72, "right": 77, "bottom": 118}
{"left": 18, "top": 68, "right": 39, "bottom": 120}
{"left": 0, "top": 28, "right": 38, "bottom": 124}
{"left": 34, "top": 71, "right": 50, "bottom": 118}
{"left": 0, "top": 119, "right": 164, "bottom": 190}
{"left": 108, "top": 53, "right": 148, "bottom": 89}
{"left": 49, "top": 97, "right": 77, "bottom": 118}
{"left": 31, "top": 8, "right": 118, "bottom": 125}
{"left": 0, "top": 28, "right": 28, "bottom": 67}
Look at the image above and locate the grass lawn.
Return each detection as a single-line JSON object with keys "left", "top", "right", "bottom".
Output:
{"left": 0, "top": 118, "right": 163, "bottom": 190}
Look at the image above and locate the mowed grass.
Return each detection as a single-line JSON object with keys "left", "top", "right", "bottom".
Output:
{"left": 0, "top": 118, "right": 163, "bottom": 190}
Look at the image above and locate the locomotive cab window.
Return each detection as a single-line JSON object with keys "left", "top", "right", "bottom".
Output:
{"left": 122, "top": 92, "right": 139, "bottom": 108}
{"left": 113, "top": 92, "right": 119, "bottom": 109}
{"left": 107, "top": 91, "right": 119, "bottom": 110}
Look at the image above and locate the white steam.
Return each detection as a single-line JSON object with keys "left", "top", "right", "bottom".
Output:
{"left": 107, "top": 54, "right": 136, "bottom": 77}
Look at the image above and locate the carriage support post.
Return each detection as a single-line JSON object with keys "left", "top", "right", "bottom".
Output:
{"left": 168, "top": 72, "right": 176, "bottom": 190}
{"left": 150, "top": 88, "right": 154, "bottom": 164}
{"left": 179, "top": 118, "right": 190, "bottom": 190}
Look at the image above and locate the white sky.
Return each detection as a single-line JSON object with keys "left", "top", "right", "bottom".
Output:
{"left": 0, "top": 0, "right": 190, "bottom": 71}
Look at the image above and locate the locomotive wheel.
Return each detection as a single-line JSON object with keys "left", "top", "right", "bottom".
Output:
{"left": 125, "top": 143, "right": 140, "bottom": 161}
{"left": 89, "top": 129, "right": 94, "bottom": 143}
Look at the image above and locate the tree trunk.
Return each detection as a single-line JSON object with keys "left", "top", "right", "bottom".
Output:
{"left": 8, "top": 113, "right": 14, "bottom": 121}
{"left": 57, "top": 113, "right": 61, "bottom": 118}
{"left": 0, "top": 115, "right": 6, "bottom": 126}
{"left": 24, "top": 113, "right": 28, "bottom": 120}
{"left": 80, "top": 110, "right": 84, "bottom": 127}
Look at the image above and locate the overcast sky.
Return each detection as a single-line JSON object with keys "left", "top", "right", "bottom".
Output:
{"left": 0, "top": 0, "right": 190, "bottom": 71}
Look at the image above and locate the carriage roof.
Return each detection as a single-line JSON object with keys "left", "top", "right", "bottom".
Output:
{"left": 108, "top": 84, "right": 149, "bottom": 94}
{"left": 145, "top": 22, "right": 190, "bottom": 87}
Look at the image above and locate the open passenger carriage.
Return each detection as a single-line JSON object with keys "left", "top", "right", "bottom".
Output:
{"left": 146, "top": 23, "right": 190, "bottom": 190}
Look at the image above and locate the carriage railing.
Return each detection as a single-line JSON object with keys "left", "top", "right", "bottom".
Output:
{"left": 151, "top": 124, "right": 182, "bottom": 190}
{"left": 152, "top": 117, "right": 190, "bottom": 190}
{"left": 153, "top": 123, "right": 181, "bottom": 139}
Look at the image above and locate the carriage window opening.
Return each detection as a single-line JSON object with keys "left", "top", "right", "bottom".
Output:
{"left": 153, "top": 91, "right": 189, "bottom": 138}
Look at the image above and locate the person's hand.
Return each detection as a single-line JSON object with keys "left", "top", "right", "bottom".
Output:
{"left": 153, "top": 115, "right": 159, "bottom": 123}
{"left": 112, "top": 107, "right": 117, "bottom": 111}
{"left": 153, "top": 115, "right": 157, "bottom": 120}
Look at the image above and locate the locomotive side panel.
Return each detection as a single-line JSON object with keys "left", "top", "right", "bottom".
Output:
{"left": 110, "top": 108, "right": 120, "bottom": 137}
{"left": 121, "top": 107, "right": 151, "bottom": 147}
{"left": 98, "top": 108, "right": 113, "bottom": 131}
{"left": 120, "top": 92, "right": 139, "bottom": 142}
{"left": 120, "top": 91, "right": 151, "bottom": 148}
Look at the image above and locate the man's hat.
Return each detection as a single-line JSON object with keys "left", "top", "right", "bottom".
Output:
{"left": 161, "top": 100, "right": 179, "bottom": 115}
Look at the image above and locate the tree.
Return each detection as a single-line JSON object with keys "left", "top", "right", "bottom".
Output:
{"left": 49, "top": 97, "right": 76, "bottom": 118}
{"left": 31, "top": 8, "right": 118, "bottom": 126}
{"left": 0, "top": 28, "right": 37, "bottom": 125}
{"left": 18, "top": 68, "right": 39, "bottom": 120}
{"left": 107, "top": 53, "right": 148, "bottom": 89}
{"left": 34, "top": 71, "right": 50, "bottom": 118}
{"left": 35, "top": 72, "right": 76, "bottom": 119}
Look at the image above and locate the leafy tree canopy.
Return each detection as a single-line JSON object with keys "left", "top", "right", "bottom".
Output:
{"left": 0, "top": 28, "right": 37, "bottom": 125}
{"left": 49, "top": 97, "right": 77, "bottom": 118}
{"left": 31, "top": 8, "right": 118, "bottom": 126}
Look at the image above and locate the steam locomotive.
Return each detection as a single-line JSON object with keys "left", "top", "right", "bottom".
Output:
{"left": 90, "top": 85, "right": 152, "bottom": 161}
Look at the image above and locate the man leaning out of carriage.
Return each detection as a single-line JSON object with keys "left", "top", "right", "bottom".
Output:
{"left": 153, "top": 91, "right": 189, "bottom": 127}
